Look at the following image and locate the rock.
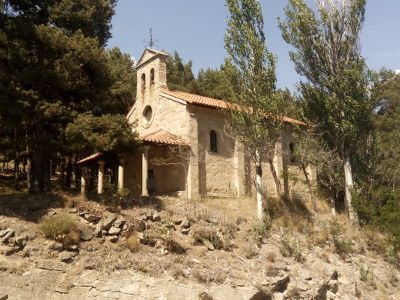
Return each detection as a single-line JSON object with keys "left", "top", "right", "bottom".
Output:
{"left": 0, "top": 294, "right": 8, "bottom": 300}
{"left": 103, "top": 214, "right": 117, "bottom": 230}
{"left": 0, "top": 245, "right": 19, "bottom": 256}
{"left": 173, "top": 216, "right": 184, "bottom": 225}
{"left": 180, "top": 219, "right": 190, "bottom": 229}
{"left": 134, "top": 220, "right": 146, "bottom": 232}
{"left": 69, "top": 208, "right": 78, "bottom": 214}
{"left": 48, "top": 241, "right": 63, "bottom": 251}
{"left": 113, "top": 216, "right": 126, "bottom": 228}
{"left": 106, "top": 236, "right": 118, "bottom": 243}
{"left": 145, "top": 210, "right": 154, "bottom": 220}
{"left": 108, "top": 226, "right": 122, "bottom": 236}
{"left": 59, "top": 251, "right": 73, "bottom": 263}
{"left": 1, "top": 229, "right": 14, "bottom": 243}
{"left": 68, "top": 245, "right": 78, "bottom": 251}
{"left": 79, "top": 211, "right": 88, "bottom": 217}
{"left": 152, "top": 212, "right": 161, "bottom": 222}
{"left": 101, "top": 230, "right": 108, "bottom": 236}
{"left": 271, "top": 276, "right": 290, "bottom": 293}
{"left": 123, "top": 224, "right": 128, "bottom": 230}
{"left": 79, "top": 227, "right": 94, "bottom": 241}
{"left": 0, "top": 228, "right": 11, "bottom": 238}
{"left": 201, "top": 239, "right": 214, "bottom": 251}
{"left": 15, "top": 233, "right": 29, "bottom": 249}
{"left": 94, "top": 222, "right": 103, "bottom": 236}
{"left": 84, "top": 214, "right": 101, "bottom": 223}
{"left": 249, "top": 290, "right": 272, "bottom": 300}
{"left": 181, "top": 228, "right": 190, "bottom": 235}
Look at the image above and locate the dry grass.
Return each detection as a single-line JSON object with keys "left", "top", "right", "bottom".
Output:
{"left": 123, "top": 235, "right": 141, "bottom": 253}
{"left": 39, "top": 213, "right": 77, "bottom": 240}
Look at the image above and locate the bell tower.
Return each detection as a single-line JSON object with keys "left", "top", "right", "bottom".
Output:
{"left": 135, "top": 48, "right": 168, "bottom": 104}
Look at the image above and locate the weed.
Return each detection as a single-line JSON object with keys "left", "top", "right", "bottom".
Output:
{"left": 330, "top": 220, "right": 353, "bottom": 257}
{"left": 242, "top": 243, "right": 259, "bottom": 259}
{"left": 193, "top": 227, "right": 223, "bottom": 250}
{"left": 359, "top": 265, "right": 377, "bottom": 289}
{"left": 40, "top": 213, "right": 76, "bottom": 240}
{"left": 251, "top": 217, "right": 270, "bottom": 246}
{"left": 280, "top": 231, "right": 304, "bottom": 262}
{"left": 266, "top": 251, "right": 277, "bottom": 262}
{"left": 388, "top": 270, "right": 399, "bottom": 287}
{"left": 123, "top": 236, "right": 141, "bottom": 253}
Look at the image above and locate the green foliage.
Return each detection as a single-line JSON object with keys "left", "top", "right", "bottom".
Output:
{"left": 0, "top": 1, "right": 134, "bottom": 192}
{"left": 224, "top": 0, "right": 284, "bottom": 219}
{"left": 329, "top": 220, "right": 353, "bottom": 257}
{"left": 195, "top": 65, "right": 231, "bottom": 100}
{"left": 251, "top": 218, "right": 270, "bottom": 246}
{"left": 193, "top": 227, "right": 223, "bottom": 250}
{"left": 167, "top": 51, "right": 197, "bottom": 92}
{"left": 279, "top": 231, "right": 304, "bottom": 262}
{"left": 40, "top": 213, "right": 77, "bottom": 240}
{"left": 65, "top": 113, "right": 138, "bottom": 155}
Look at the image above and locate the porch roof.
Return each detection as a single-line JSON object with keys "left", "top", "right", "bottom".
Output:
{"left": 140, "top": 129, "right": 190, "bottom": 146}
{"left": 76, "top": 152, "right": 103, "bottom": 165}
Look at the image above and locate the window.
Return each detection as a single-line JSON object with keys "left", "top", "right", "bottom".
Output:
{"left": 210, "top": 130, "right": 218, "bottom": 153}
{"left": 141, "top": 73, "right": 146, "bottom": 93}
{"left": 150, "top": 68, "right": 155, "bottom": 85}
{"left": 142, "top": 105, "right": 153, "bottom": 125}
{"left": 289, "top": 142, "right": 295, "bottom": 162}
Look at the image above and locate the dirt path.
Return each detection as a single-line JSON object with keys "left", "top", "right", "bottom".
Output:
{"left": 0, "top": 257, "right": 258, "bottom": 300}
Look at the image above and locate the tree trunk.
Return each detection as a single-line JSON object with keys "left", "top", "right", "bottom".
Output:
{"left": 268, "top": 158, "right": 282, "bottom": 198}
{"left": 301, "top": 163, "right": 317, "bottom": 212}
{"left": 14, "top": 128, "right": 20, "bottom": 190}
{"left": 26, "top": 145, "right": 31, "bottom": 191}
{"left": 343, "top": 151, "right": 359, "bottom": 226}
{"left": 65, "top": 156, "right": 72, "bottom": 189}
{"left": 255, "top": 151, "right": 266, "bottom": 220}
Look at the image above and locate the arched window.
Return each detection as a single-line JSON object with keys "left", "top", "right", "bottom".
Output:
{"left": 210, "top": 130, "right": 218, "bottom": 153}
{"left": 289, "top": 142, "right": 295, "bottom": 162}
{"left": 141, "top": 73, "right": 146, "bottom": 93}
{"left": 150, "top": 68, "right": 155, "bottom": 85}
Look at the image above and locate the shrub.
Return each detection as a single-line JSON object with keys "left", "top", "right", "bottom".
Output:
{"left": 329, "top": 220, "right": 353, "bottom": 257}
{"left": 123, "top": 236, "right": 141, "bottom": 253}
{"left": 251, "top": 217, "right": 270, "bottom": 246}
{"left": 193, "top": 227, "right": 223, "bottom": 250}
{"left": 243, "top": 243, "right": 259, "bottom": 259}
{"left": 359, "top": 265, "right": 377, "bottom": 289}
{"left": 280, "top": 232, "right": 304, "bottom": 262}
{"left": 40, "top": 213, "right": 77, "bottom": 240}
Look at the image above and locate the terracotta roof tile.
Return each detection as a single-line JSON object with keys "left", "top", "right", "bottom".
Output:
{"left": 140, "top": 129, "right": 189, "bottom": 146}
{"left": 160, "top": 87, "right": 306, "bottom": 126}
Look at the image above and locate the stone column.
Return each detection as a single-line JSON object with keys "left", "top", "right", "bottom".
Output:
{"left": 186, "top": 111, "right": 200, "bottom": 200}
{"left": 80, "top": 167, "right": 87, "bottom": 195}
{"left": 142, "top": 146, "right": 149, "bottom": 196}
{"left": 118, "top": 159, "right": 125, "bottom": 192}
{"left": 97, "top": 160, "right": 105, "bottom": 195}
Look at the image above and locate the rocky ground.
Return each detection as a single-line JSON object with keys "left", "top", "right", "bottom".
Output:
{"left": 0, "top": 193, "right": 399, "bottom": 299}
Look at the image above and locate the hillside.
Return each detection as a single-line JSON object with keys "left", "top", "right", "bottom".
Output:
{"left": 0, "top": 185, "right": 399, "bottom": 300}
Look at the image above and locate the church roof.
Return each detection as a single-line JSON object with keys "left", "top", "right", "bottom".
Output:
{"left": 136, "top": 48, "right": 169, "bottom": 69}
{"left": 140, "top": 129, "right": 190, "bottom": 146}
{"left": 160, "top": 87, "right": 306, "bottom": 126}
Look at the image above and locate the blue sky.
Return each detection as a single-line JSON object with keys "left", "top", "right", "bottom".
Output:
{"left": 108, "top": 0, "right": 400, "bottom": 90}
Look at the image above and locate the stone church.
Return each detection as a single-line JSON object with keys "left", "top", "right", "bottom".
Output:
{"left": 78, "top": 48, "right": 313, "bottom": 200}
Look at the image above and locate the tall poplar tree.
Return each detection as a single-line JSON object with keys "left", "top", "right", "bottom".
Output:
{"left": 225, "top": 0, "right": 283, "bottom": 220}
{"left": 280, "top": 0, "right": 373, "bottom": 224}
